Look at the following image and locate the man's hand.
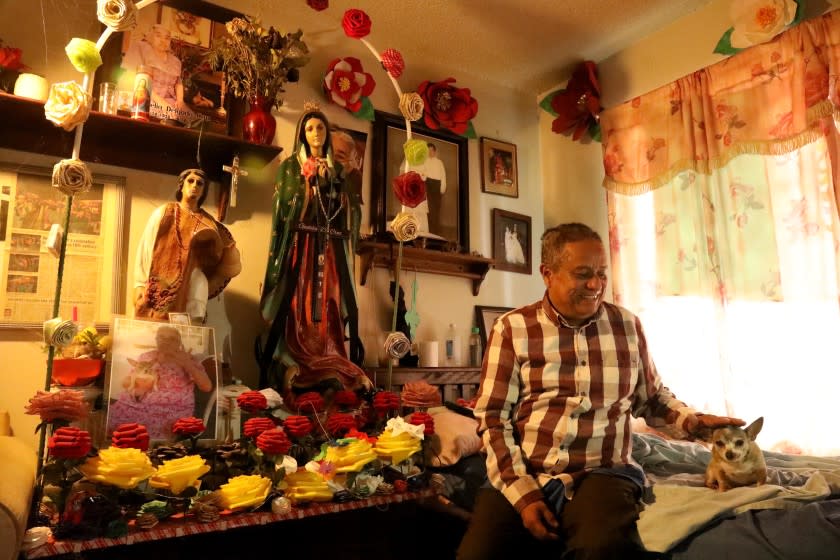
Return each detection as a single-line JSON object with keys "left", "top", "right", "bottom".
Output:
{"left": 686, "top": 413, "right": 745, "bottom": 439}
{"left": 520, "top": 501, "right": 559, "bottom": 541}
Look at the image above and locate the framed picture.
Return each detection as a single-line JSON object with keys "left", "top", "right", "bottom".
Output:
{"left": 0, "top": 164, "right": 125, "bottom": 328}
{"left": 94, "top": 0, "right": 244, "bottom": 134}
{"left": 480, "top": 137, "right": 518, "bottom": 197}
{"left": 474, "top": 305, "right": 514, "bottom": 349}
{"left": 492, "top": 208, "right": 532, "bottom": 274}
{"left": 371, "top": 111, "right": 470, "bottom": 251}
{"left": 106, "top": 317, "right": 220, "bottom": 444}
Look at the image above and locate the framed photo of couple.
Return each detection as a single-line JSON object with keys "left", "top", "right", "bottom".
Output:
{"left": 492, "top": 208, "right": 532, "bottom": 274}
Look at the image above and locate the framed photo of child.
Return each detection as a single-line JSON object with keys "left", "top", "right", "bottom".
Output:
{"left": 106, "top": 317, "right": 220, "bottom": 444}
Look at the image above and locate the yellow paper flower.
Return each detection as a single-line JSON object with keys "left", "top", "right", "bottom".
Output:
{"left": 282, "top": 470, "right": 333, "bottom": 503}
{"left": 399, "top": 92, "right": 424, "bottom": 122}
{"left": 78, "top": 447, "right": 155, "bottom": 489}
{"left": 730, "top": 0, "right": 798, "bottom": 48}
{"left": 323, "top": 439, "right": 377, "bottom": 473}
{"left": 65, "top": 38, "right": 102, "bottom": 73}
{"left": 96, "top": 0, "right": 138, "bottom": 32}
{"left": 218, "top": 474, "right": 272, "bottom": 510}
{"left": 149, "top": 455, "right": 211, "bottom": 495}
{"left": 44, "top": 81, "right": 91, "bottom": 132}
{"left": 373, "top": 418, "right": 423, "bottom": 464}
{"left": 390, "top": 211, "right": 419, "bottom": 242}
{"left": 403, "top": 138, "right": 429, "bottom": 167}
{"left": 52, "top": 158, "right": 93, "bottom": 196}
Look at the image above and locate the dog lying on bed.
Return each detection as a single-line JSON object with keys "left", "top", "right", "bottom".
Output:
{"left": 705, "top": 417, "right": 767, "bottom": 492}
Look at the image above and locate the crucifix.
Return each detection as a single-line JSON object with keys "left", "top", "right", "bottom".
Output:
{"left": 222, "top": 154, "right": 248, "bottom": 208}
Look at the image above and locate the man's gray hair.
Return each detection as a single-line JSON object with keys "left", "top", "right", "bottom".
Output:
{"left": 541, "top": 223, "right": 602, "bottom": 270}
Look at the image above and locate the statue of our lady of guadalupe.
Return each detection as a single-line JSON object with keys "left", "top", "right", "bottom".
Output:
{"left": 257, "top": 107, "right": 371, "bottom": 407}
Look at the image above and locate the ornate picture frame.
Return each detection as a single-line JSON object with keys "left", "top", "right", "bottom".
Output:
{"left": 371, "top": 110, "right": 470, "bottom": 251}
{"left": 474, "top": 305, "right": 513, "bottom": 349}
{"left": 492, "top": 208, "right": 532, "bottom": 274}
{"left": 480, "top": 137, "right": 518, "bottom": 198}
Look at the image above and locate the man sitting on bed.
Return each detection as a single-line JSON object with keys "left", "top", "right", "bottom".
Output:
{"left": 457, "top": 223, "right": 743, "bottom": 560}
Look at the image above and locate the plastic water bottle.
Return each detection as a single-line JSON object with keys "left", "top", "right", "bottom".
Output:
{"left": 445, "top": 323, "right": 458, "bottom": 365}
{"left": 469, "top": 326, "right": 482, "bottom": 367}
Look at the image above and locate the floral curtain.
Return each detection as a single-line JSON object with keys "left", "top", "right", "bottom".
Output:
{"left": 601, "top": 11, "right": 840, "bottom": 456}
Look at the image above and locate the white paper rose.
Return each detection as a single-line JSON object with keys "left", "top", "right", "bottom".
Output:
{"left": 97, "top": 0, "right": 138, "bottom": 32}
{"left": 730, "top": 0, "right": 798, "bottom": 49}
{"left": 399, "top": 92, "right": 424, "bottom": 122}
{"left": 390, "top": 211, "right": 419, "bottom": 242}
{"left": 44, "top": 81, "right": 91, "bottom": 132}
{"left": 52, "top": 158, "right": 93, "bottom": 196}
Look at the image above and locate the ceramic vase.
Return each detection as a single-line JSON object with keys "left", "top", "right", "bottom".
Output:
{"left": 242, "top": 94, "right": 276, "bottom": 144}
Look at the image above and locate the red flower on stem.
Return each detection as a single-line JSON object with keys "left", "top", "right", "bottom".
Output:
{"left": 341, "top": 9, "right": 372, "bottom": 39}
{"left": 243, "top": 417, "right": 276, "bottom": 438}
{"left": 283, "top": 415, "right": 313, "bottom": 438}
{"left": 256, "top": 427, "right": 291, "bottom": 455}
{"left": 373, "top": 391, "right": 400, "bottom": 415}
{"left": 172, "top": 417, "right": 206, "bottom": 437}
{"left": 323, "top": 57, "right": 376, "bottom": 113}
{"left": 408, "top": 411, "right": 435, "bottom": 436}
{"left": 237, "top": 390, "right": 268, "bottom": 414}
{"left": 392, "top": 171, "right": 426, "bottom": 208}
{"left": 334, "top": 390, "right": 359, "bottom": 409}
{"left": 307, "top": 0, "right": 328, "bottom": 11}
{"left": 0, "top": 44, "right": 26, "bottom": 71}
{"left": 48, "top": 426, "right": 92, "bottom": 459}
{"left": 417, "top": 78, "right": 478, "bottom": 136}
{"left": 380, "top": 48, "right": 405, "bottom": 78}
{"left": 295, "top": 391, "right": 325, "bottom": 414}
{"left": 550, "top": 60, "right": 602, "bottom": 141}
{"left": 326, "top": 412, "right": 356, "bottom": 437}
{"left": 111, "top": 422, "right": 150, "bottom": 451}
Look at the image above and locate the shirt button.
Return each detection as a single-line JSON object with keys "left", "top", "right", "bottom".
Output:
{"left": 580, "top": 360, "right": 587, "bottom": 366}
{"left": 559, "top": 445, "right": 566, "bottom": 451}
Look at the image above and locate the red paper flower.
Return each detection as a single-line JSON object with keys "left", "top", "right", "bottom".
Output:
{"left": 307, "top": 0, "right": 329, "bottom": 11}
{"left": 417, "top": 78, "right": 478, "bottom": 136}
{"left": 172, "top": 417, "right": 206, "bottom": 436}
{"left": 334, "top": 390, "right": 359, "bottom": 409}
{"left": 237, "top": 390, "right": 268, "bottom": 414}
{"left": 283, "top": 415, "right": 313, "bottom": 438}
{"left": 48, "top": 426, "right": 92, "bottom": 459}
{"left": 380, "top": 48, "right": 404, "bottom": 78}
{"left": 456, "top": 397, "right": 478, "bottom": 409}
{"left": 0, "top": 44, "right": 26, "bottom": 71}
{"left": 392, "top": 171, "right": 426, "bottom": 208}
{"left": 326, "top": 412, "right": 356, "bottom": 437}
{"left": 550, "top": 60, "right": 602, "bottom": 141}
{"left": 346, "top": 427, "right": 376, "bottom": 445}
{"left": 341, "top": 9, "right": 372, "bottom": 39}
{"left": 111, "top": 423, "right": 150, "bottom": 451}
{"left": 393, "top": 479, "right": 408, "bottom": 493}
{"left": 295, "top": 391, "right": 325, "bottom": 414}
{"left": 243, "top": 417, "right": 276, "bottom": 438}
{"left": 323, "top": 57, "right": 376, "bottom": 113}
{"left": 256, "top": 427, "right": 291, "bottom": 455}
{"left": 408, "top": 411, "right": 435, "bottom": 436}
{"left": 373, "top": 391, "right": 400, "bottom": 414}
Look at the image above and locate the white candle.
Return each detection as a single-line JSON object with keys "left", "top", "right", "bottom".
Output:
{"left": 14, "top": 73, "right": 49, "bottom": 101}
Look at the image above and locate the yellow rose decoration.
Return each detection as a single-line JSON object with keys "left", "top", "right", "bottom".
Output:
{"left": 65, "top": 38, "right": 103, "bottom": 73}
{"left": 390, "top": 211, "right": 419, "bottom": 242}
{"left": 78, "top": 447, "right": 155, "bottom": 489}
{"left": 44, "top": 81, "right": 91, "bottom": 132}
{"left": 399, "top": 92, "right": 424, "bottom": 122}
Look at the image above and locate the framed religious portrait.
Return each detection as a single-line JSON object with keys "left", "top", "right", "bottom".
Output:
{"left": 480, "top": 137, "right": 518, "bottom": 197}
{"left": 474, "top": 305, "right": 513, "bottom": 349}
{"left": 371, "top": 110, "right": 470, "bottom": 251}
{"left": 492, "top": 208, "right": 532, "bottom": 274}
{"left": 93, "top": 0, "right": 245, "bottom": 134}
{"left": 0, "top": 163, "right": 125, "bottom": 328}
{"left": 105, "top": 317, "right": 220, "bottom": 444}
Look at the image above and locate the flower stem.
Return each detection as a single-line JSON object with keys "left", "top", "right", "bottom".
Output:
{"left": 387, "top": 241, "right": 404, "bottom": 391}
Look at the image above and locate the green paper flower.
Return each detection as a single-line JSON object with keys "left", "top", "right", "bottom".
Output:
{"left": 403, "top": 139, "right": 429, "bottom": 167}
{"left": 65, "top": 38, "right": 102, "bottom": 74}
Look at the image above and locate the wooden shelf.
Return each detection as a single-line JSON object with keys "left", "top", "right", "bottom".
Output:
{"left": 0, "top": 92, "right": 282, "bottom": 180}
{"left": 367, "top": 366, "right": 482, "bottom": 386}
{"left": 356, "top": 239, "right": 493, "bottom": 296}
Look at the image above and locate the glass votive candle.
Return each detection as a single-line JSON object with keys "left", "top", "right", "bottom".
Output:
{"left": 98, "top": 82, "right": 118, "bottom": 114}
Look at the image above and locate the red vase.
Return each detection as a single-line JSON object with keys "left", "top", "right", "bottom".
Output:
{"left": 242, "top": 94, "right": 276, "bottom": 144}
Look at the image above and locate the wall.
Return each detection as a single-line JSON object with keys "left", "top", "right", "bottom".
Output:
{"left": 0, "top": 1, "right": 546, "bottom": 450}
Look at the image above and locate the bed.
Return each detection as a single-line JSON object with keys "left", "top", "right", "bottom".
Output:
{"left": 382, "top": 368, "right": 840, "bottom": 559}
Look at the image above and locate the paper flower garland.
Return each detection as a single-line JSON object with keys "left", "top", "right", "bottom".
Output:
{"left": 96, "top": 0, "right": 138, "bottom": 31}
{"left": 539, "top": 60, "right": 602, "bottom": 143}
{"left": 322, "top": 56, "right": 376, "bottom": 119}
{"left": 715, "top": 0, "right": 801, "bottom": 54}
{"left": 64, "top": 38, "right": 102, "bottom": 74}
{"left": 417, "top": 77, "right": 479, "bottom": 138}
{"left": 44, "top": 81, "right": 91, "bottom": 132}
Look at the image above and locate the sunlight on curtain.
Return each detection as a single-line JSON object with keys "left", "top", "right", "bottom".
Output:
{"left": 608, "top": 139, "right": 840, "bottom": 456}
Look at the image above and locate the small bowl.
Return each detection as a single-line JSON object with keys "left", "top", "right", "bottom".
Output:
{"left": 52, "top": 358, "right": 104, "bottom": 387}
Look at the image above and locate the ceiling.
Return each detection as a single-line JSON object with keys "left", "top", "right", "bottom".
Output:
{"left": 216, "top": 0, "right": 712, "bottom": 97}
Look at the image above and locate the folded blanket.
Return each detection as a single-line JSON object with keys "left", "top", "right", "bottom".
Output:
{"left": 632, "top": 433, "right": 840, "bottom": 552}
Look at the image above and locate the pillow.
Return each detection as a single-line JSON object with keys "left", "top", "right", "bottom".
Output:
{"left": 425, "top": 406, "right": 482, "bottom": 467}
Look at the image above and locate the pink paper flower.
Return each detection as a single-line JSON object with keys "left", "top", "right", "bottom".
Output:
{"left": 341, "top": 9, "right": 372, "bottom": 39}
{"left": 24, "top": 389, "right": 88, "bottom": 423}
{"left": 323, "top": 57, "right": 376, "bottom": 113}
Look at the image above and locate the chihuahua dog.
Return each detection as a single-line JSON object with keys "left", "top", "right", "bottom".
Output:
{"left": 705, "top": 417, "right": 767, "bottom": 492}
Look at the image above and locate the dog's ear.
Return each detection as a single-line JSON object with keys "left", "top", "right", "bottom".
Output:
{"left": 745, "top": 417, "right": 763, "bottom": 440}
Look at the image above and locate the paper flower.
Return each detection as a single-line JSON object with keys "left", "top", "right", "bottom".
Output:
{"left": 283, "top": 470, "right": 333, "bottom": 503}
{"left": 342, "top": 9, "right": 372, "bottom": 39}
{"left": 456, "top": 397, "right": 478, "bottom": 409}
{"left": 243, "top": 417, "right": 276, "bottom": 438}
{"left": 381, "top": 48, "right": 405, "bottom": 78}
{"left": 418, "top": 77, "right": 478, "bottom": 137}
{"left": 295, "top": 391, "right": 325, "bottom": 414}
{"left": 549, "top": 60, "right": 602, "bottom": 141}
{"left": 52, "top": 158, "right": 93, "bottom": 196}
{"left": 260, "top": 388, "right": 284, "bottom": 409}
{"left": 43, "top": 317, "right": 78, "bottom": 347}
{"left": 373, "top": 418, "right": 423, "bottom": 464}
{"left": 44, "top": 81, "right": 91, "bottom": 132}
{"left": 333, "top": 390, "right": 359, "bottom": 409}
{"left": 403, "top": 138, "right": 429, "bottom": 167}
{"left": 384, "top": 331, "right": 411, "bottom": 359}
{"left": 64, "top": 38, "right": 102, "bottom": 73}
{"left": 399, "top": 92, "right": 424, "bottom": 121}
{"left": 25, "top": 389, "right": 88, "bottom": 423}
{"left": 307, "top": 0, "right": 328, "bottom": 10}
{"left": 323, "top": 438, "right": 377, "bottom": 472}
{"left": 111, "top": 422, "right": 150, "bottom": 451}
{"left": 392, "top": 171, "right": 427, "bottom": 208}
{"left": 408, "top": 411, "right": 435, "bottom": 436}
{"left": 219, "top": 474, "right": 272, "bottom": 510}
{"left": 149, "top": 455, "right": 210, "bottom": 495}
{"left": 373, "top": 391, "right": 400, "bottom": 415}
{"left": 78, "top": 446, "right": 155, "bottom": 489}
{"left": 237, "top": 390, "right": 268, "bottom": 414}
{"left": 401, "top": 381, "right": 442, "bottom": 409}
{"left": 283, "top": 415, "right": 313, "bottom": 438}
{"left": 256, "top": 427, "right": 292, "bottom": 455}
{"left": 172, "top": 417, "right": 206, "bottom": 437}
{"left": 0, "top": 40, "right": 26, "bottom": 72}
{"left": 390, "top": 212, "right": 420, "bottom": 242}
{"left": 48, "top": 426, "right": 92, "bottom": 459}
{"left": 96, "top": 0, "right": 138, "bottom": 32}
{"left": 326, "top": 412, "right": 356, "bottom": 437}
{"left": 729, "top": 0, "right": 798, "bottom": 49}
{"left": 323, "top": 56, "right": 376, "bottom": 113}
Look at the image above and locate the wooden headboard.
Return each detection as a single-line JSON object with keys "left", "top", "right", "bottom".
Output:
{"left": 366, "top": 367, "right": 481, "bottom": 403}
